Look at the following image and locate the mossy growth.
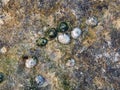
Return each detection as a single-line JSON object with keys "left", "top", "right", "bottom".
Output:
{"left": 80, "top": 17, "right": 87, "bottom": 29}
{"left": 24, "top": 78, "right": 38, "bottom": 90}
{"left": 0, "top": 55, "right": 18, "bottom": 75}
{"left": 61, "top": 53, "right": 72, "bottom": 65}
{"left": 61, "top": 79, "right": 70, "bottom": 90}
{"left": 58, "top": 74, "right": 72, "bottom": 90}
{"left": 82, "top": 28, "right": 97, "bottom": 47}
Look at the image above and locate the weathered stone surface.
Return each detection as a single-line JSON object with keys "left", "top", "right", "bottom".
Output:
{"left": 0, "top": 0, "right": 120, "bottom": 90}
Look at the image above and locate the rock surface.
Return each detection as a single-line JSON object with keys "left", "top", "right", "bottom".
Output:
{"left": 0, "top": 0, "right": 120, "bottom": 90}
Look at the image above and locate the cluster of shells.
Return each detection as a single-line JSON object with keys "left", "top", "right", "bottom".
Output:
{"left": 36, "top": 22, "right": 82, "bottom": 46}
{"left": 58, "top": 27, "right": 82, "bottom": 44}
{"left": 0, "top": 17, "right": 98, "bottom": 88}
{"left": 25, "top": 21, "right": 83, "bottom": 69}
{"left": 24, "top": 21, "right": 82, "bottom": 87}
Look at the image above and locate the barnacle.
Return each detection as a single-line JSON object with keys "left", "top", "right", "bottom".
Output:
{"left": 58, "top": 22, "right": 69, "bottom": 32}
{"left": 25, "top": 58, "right": 37, "bottom": 68}
{"left": 71, "top": 27, "right": 82, "bottom": 39}
{"left": 36, "top": 38, "right": 48, "bottom": 46}
{"left": 46, "top": 28, "right": 57, "bottom": 39}
{"left": 58, "top": 33, "right": 70, "bottom": 44}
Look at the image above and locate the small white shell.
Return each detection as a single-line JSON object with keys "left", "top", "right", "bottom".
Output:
{"left": 71, "top": 27, "right": 82, "bottom": 39}
{"left": 25, "top": 58, "right": 37, "bottom": 68}
{"left": 66, "top": 58, "right": 75, "bottom": 67}
{"left": 86, "top": 17, "right": 98, "bottom": 26}
{"left": 0, "top": 46, "right": 7, "bottom": 54}
{"left": 58, "top": 33, "right": 70, "bottom": 44}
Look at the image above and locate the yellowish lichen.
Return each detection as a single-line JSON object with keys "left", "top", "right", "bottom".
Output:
{"left": 82, "top": 28, "right": 97, "bottom": 47}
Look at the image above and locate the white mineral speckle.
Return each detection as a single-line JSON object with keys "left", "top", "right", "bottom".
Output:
{"left": 25, "top": 58, "right": 37, "bottom": 68}
{"left": 58, "top": 33, "right": 70, "bottom": 44}
{"left": 114, "top": 53, "right": 119, "bottom": 62}
{"left": 0, "top": 46, "right": 7, "bottom": 54}
{"left": 86, "top": 17, "right": 98, "bottom": 26}
{"left": 0, "top": 19, "right": 4, "bottom": 25}
{"left": 1, "top": 0, "right": 10, "bottom": 5}
{"left": 66, "top": 58, "right": 75, "bottom": 67}
{"left": 71, "top": 27, "right": 82, "bottom": 39}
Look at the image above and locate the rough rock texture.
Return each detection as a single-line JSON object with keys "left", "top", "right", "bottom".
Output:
{"left": 0, "top": 0, "right": 120, "bottom": 90}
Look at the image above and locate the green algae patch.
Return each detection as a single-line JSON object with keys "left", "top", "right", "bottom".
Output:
{"left": 58, "top": 73, "right": 73, "bottom": 90}
{"left": 0, "top": 55, "right": 18, "bottom": 75}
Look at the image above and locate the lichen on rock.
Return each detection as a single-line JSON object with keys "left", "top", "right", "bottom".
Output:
{"left": 0, "top": 0, "right": 120, "bottom": 90}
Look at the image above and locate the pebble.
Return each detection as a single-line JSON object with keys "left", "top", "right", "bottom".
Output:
{"left": 35, "top": 75, "right": 45, "bottom": 86}
{"left": 71, "top": 27, "right": 82, "bottom": 39}
{"left": 58, "top": 33, "right": 70, "bottom": 44}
